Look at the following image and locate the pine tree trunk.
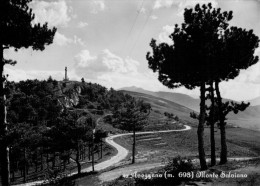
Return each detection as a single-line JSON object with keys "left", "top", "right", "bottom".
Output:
{"left": 215, "top": 81, "right": 227, "bottom": 164}
{"left": 88, "top": 144, "right": 91, "bottom": 161}
{"left": 209, "top": 82, "right": 216, "bottom": 166}
{"left": 23, "top": 148, "right": 27, "bottom": 183}
{"left": 91, "top": 136, "right": 95, "bottom": 172}
{"left": 52, "top": 152, "right": 55, "bottom": 169}
{"left": 63, "top": 158, "right": 66, "bottom": 171}
{"left": 35, "top": 158, "right": 38, "bottom": 172}
{"left": 75, "top": 146, "right": 81, "bottom": 174}
{"left": 0, "top": 45, "right": 10, "bottom": 186}
{"left": 100, "top": 140, "right": 103, "bottom": 159}
{"left": 41, "top": 149, "right": 43, "bottom": 171}
{"left": 46, "top": 153, "right": 49, "bottom": 169}
{"left": 132, "top": 125, "right": 136, "bottom": 164}
{"left": 197, "top": 82, "right": 207, "bottom": 170}
{"left": 91, "top": 145, "right": 95, "bottom": 172}
{"left": 35, "top": 149, "right": 38, "bottom": 172}
{"left": 11, "top": 170, "right": 14, "bottom": 182}
{"left": 82, "top": 145, "right": 85, "bottom": 159}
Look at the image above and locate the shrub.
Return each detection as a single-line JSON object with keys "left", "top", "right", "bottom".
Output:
{"left": 154, "top": 110, "right": 161, "bottom": 114}
{"left": 103, "top": 115, "right": 113, "bottom": 124}
{"left": 87, "top": 104, "right": 95, "bottom": 109}
{"left": 96, "top": 110, "right": 104, "bottom": 115}
{"left": 135, "top": 156, "right": 194, "bottom": 186}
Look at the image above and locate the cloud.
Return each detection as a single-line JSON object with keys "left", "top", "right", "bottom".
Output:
{"left": 54, "top": 32, "right": 72, "bottom": 46}
{"left": 54, "top": 32, "right": 85, "bottom": 46}
{"left": 74, "top": 49, "right": 139, "bottom": 79}
{"left": 230, "top": 48, "right": 260, "bottom": 85}
{"left": 236, "top": 62, "right": 260, "bottom": 85}
{"left": 90, "top": 0, "right": 105, "bottom": 14}
{"left": 102, "top": 49, "right": 139, "bottom": 73}
{"left": 72, "top": 49, "right": 183, "bottom": 93}
{"left": 77, "top": 21, "right": 89, "bottom": 28}
{"left": 74, "top": 50, "right": 97, "bottom": 68}
{"left": 217, "top": 47, "right": 260, "bottom": 100}
{"left": 158, "top": 25, "right": 174, "bottom": 44}
{"left": 254, "top": 47, "right": 260, "bottom": 56}
{"left": 150, "top": 15, "right": 158, "bottom": 20}
{"left": 153, "top": 0, "right": 178, "bottom": 9}
{"left": 30, "top": 0, "right": 71, "bottom": 27}
{"left": 219, "top": 79, "right": 260, "bottom": 101}
{"left": 73, "top": 36, "right": 86, "bottom": 46}
{"left": 139, "top": 7, "right": 146, "bottom": 14}
{"left": 96, "top": 72, "right": 158, "bottom": 90}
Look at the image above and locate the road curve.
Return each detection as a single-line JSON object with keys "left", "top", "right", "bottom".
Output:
{"left": 15, "top": 125, "right": 191, "bottom": 186}
{"left": 82, "top": 124, "right": 192, "bottom": 172}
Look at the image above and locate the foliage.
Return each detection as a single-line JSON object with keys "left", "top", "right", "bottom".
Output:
{"left": 112, "top": 96, "right": 151, "bottom": 132}
{"left": 7, "top": 80, "right": 62, "bottom": 126}
{"left": 147, "top": 2, "right": 259, "bottom": 168}
{"left": 0, "top": 0, "right": 56, "bottom": 51}
{"left": 5, "top": 79, "right": 134, "bottom": 183}
{"left": 45, "top": 110, "right": 93, "bottom": 152}
{"left": 136, "top": 156, "right": 194, "bottom": 186}
{"left": 164, "top": 112, "right": 179, "bottom": 121}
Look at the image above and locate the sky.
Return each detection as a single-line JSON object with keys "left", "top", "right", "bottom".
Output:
{"left": 4, "top": 0, "right": 260, "bottom": 101}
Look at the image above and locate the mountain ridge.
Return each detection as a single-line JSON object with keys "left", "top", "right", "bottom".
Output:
{"left": 119, "top": 86, "right": 260, "bottom": 131}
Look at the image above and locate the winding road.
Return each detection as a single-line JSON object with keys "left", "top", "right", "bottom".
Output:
{"left": 16, "top": 124, "right": 191, "bottom": 186}
{"left": 82, "top": 124, "right": 192, "bottom": 173}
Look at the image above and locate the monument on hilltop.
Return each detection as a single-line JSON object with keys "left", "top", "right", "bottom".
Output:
{"left": 64, "top": 66, "right": 69, "bottom": 81}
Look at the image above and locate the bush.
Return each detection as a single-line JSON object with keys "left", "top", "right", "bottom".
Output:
{"left": 87, "top": 104, "right": 95, "bottom": 109}
{"left": 135, "top": 156, "right": 194, "bottom": 186}
{"left": 97, "top": 105, "right": 103, "bottom": 110}
{"left": 96, "top": 110, "right": 104, "bottom": 115}
{"left": 107, "top": 156, "right": 195, "bottom": 186}
{"left": 103, "top": 115, "right": 113, "bottom": 124}
{"left": 154, "top": 110, "right": 161, "bottom": 114}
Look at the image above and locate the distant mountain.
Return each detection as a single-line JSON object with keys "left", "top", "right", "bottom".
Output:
{"left": 119, "top": 86, "right": 200, "bottom": 111}
{"left": 119, "top": 86, "right": 260, "bottom": 131}
{"left": 156, "top": 91, "right": 200, "bottom": 112}
{"left": 119, "top": 86, "right": 154, "bottom": 96}
{"left": 248, "top": 96, "right": 260, "bottom": 106}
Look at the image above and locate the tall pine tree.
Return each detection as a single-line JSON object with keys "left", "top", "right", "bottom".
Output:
{"left": 146, "top": 3, "right": 259, "bottom": 169}
{"left": 0, "top": 1, "right": 56, "bottom": 185}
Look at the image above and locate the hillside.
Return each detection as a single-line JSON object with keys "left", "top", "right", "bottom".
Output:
{"left": 119, "top": 86, "right": 199, "bottom": 112}
{"left": 120, "top": 86, "right": 260, "bottom": 131}
{"left": 248, "top": 96, "right": 260, "bottom": 106}
{"left": 119, "top": 90, "right": 197, "bottom": 125}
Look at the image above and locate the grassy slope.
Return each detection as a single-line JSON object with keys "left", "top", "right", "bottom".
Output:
{"left": 120, "top": 90, "right": 196, "bottom": 124}
{"left": 121, "top": 89, "right": 260, "bottom": 131}
{"left": 115, "top": 90, "right": 260, "bottom": 161}
{"left": 114, "top": 126, "right": 260, "bottom": 165}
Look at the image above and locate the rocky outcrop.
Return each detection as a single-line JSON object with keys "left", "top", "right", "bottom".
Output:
{"left": 58, "top": 83, "right": 82, "bottom": 109}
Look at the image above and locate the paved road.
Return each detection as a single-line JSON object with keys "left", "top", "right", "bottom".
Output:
{"left": 81, "top": 124, "right": 191, "bottom": 173}
{"left": 15, "top": 124, "right": 191, "bottom": 186}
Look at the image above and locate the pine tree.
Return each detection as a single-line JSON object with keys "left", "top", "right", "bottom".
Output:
{"left": 113, "top": 96, "right": 151, "bottom": 164}
{"left": 146, "top": 3, "right": 259, "bottom": 169}
{"left": 214, "top": 25, "right": 259, "bottom": 164}
{"left": 0, "top": 1, "right": 56, "bottom": 184}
